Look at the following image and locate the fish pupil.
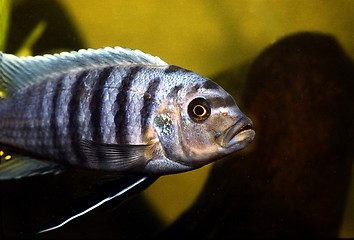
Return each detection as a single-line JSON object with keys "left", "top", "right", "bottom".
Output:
{"left": 193, "top": 105, "right": 206, "bottom": 117}
{"left": 188, "top": 97, "right": 211, "bottom": 122}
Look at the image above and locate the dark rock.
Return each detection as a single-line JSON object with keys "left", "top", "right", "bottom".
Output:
{"left": 161, "top": 32, "right": 354, "bottom": 238}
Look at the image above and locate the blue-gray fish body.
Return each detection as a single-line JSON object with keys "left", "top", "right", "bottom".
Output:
{"left": 0, "top": 47, "right": 255, "bottom": 179}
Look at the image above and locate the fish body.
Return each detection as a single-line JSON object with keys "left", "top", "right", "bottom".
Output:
{"left": 0, "top": 47, "right": 255, "bottom": 177}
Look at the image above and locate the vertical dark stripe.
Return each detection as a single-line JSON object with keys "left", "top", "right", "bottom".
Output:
{"left": 50, "top": 75, "right": 65, "bottom": 159}
{"left": 208, "top": 95, "right": 236, "bottom": 109}
{"left": 37, "top": 82, "right": 47, "bottom": 152}
{"left": 89, "top": 66, "right": 113, "bottom": 143}
{"left": 140, "top": 77, "right": 161, "bottom": 137}
{"left": 164, "top": 65, "right": 192, "bottom": 74}
{"left": 164, "top": 65, "right": 182, "bottom": 74}
{"left": 167, "top": 84, "right": 182, "bottom": 98}
{"left": 20, "top": 88, "right": 34, "bottom": 146}
{"left": 190, "top": 83, "right": 201, "bottom": 93}
{"left": 202, "top": 80, "right": 220, "bottom": 90}
{"left": 114, "top": 66, "right": 142, "bottom": 144}
{"left": 68, "top": 70, "right": 89, "bottom": 164}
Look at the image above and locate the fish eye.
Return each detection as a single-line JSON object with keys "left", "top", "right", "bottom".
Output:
{"left": 188, "top": 97, "right": 211, "bottom": 122}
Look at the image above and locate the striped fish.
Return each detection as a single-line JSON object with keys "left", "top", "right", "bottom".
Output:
{"left": 0, "top": 46, "right": 255, "bottom": 179}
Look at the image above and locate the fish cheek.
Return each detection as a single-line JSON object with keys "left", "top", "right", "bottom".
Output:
{"left": 153, "top": 112, "right": 185, "bottom": 162}
{"left": 183, "top": 122, "right": 215, "bottom": 149}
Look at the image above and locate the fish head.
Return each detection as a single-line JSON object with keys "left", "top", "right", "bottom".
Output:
{"left": 150, "top": 77, "right": 255, "bottom": 174}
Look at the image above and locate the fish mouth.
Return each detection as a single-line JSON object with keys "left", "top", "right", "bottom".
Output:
{"left": 215, "top": 117, "right": 255, "bottom": 149}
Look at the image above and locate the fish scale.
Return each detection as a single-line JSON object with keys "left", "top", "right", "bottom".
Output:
{"left": 50, "top": 74, "right": 65, "bottom": 158}
{"left": 114, "top": 66, "right": 141, "bottom": 144}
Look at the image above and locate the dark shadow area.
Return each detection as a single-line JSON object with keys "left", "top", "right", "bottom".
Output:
{"left": 5, "top": 0, "right": 86, "bottom": 54}
{"left": 161, "top": 32, "right": 354, "bottom": 238}
{"left": 1, "top": 169, "right": 163, "bottom": 239}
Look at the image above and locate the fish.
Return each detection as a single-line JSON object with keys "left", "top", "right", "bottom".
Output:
{"left": 0, "top": 46, "right": 255, "bottom": 178}
{"left": 0, "top": 46, "right": 255, "bottom": 232}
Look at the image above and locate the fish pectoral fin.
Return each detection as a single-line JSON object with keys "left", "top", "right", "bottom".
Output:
{"left": 80, "top": 139, "right": 150, "bottom": 171}
{"left": 0, "top": 154, "right": 64, "bottom": 180}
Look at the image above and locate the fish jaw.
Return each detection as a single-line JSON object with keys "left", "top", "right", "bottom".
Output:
{"left": 215, "top": 116, "right": 255, "bottom": 152}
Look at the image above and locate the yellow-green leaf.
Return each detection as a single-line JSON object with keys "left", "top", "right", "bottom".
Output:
{"left": 0, "top": 0, "right": 10, "bottom": 51}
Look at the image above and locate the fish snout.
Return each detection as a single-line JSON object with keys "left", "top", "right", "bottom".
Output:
{"left": 215, "top": 116, "right": 255, "bottom": 149}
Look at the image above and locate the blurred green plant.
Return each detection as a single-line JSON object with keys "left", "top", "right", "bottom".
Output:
{"left": 16, "top": 21, "right": 47, "bottom": 56}
{"left": 0, "top": 0, "right": 9, "bottom": 97}
{"left": 0, "top": 1, "right": 47, "bottom": 98}
{"left": 0, "top": 0, "right": 10, "bottom": 51}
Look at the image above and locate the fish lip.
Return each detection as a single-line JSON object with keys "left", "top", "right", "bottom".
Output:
{"left": 215, "top": 117, "right": 255, "bottom": 148}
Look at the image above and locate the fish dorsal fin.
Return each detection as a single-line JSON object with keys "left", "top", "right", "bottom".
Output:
{"left": 0, "top": 47, "right": 168, "bottom": 93}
